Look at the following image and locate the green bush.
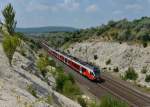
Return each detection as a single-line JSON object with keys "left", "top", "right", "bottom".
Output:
{"left": 94, "top": 55, "right": 98, "bottom": 60}
{"left": 48, "top": 59, "right": 56, "bottom": 67}
{"left": 113, "top": 67, "right": 119, "bottom": 72}
{"left": 106, "top": 59, "right": 111, "bottom": 65}
{"left": 143, "top": 42, "right": 148, "bottom": 48}
{"left": 55, "top": 67, "right": 81, "bottom": 99}
{"left": 55, "top": 72, "right": 68, "bottom": 92}
{"left": 45, "top": 95, "right": 52, "bottom": 105}
{"left": 2, "top": 35, "right": 20, "bottom": 65}
{"left": 124, "top": 67, "right": 138, "bottom": 80}
{"left": 100, "top": 95, "right": 129, "bottom": 107}
{"left": 63, "top": 80, "right": 81, "bottom": 99}
{"left": 68, "top": 73, "right": 75, "bottom": 84}
{"left": 141, "top": 67, "right": 148, "bottom": 74}
{"left": 27, "top": 84, "right": 37, "bottom": 98}
{"left": 89, "top": 101, "right": 100, "bottom": 107}
{"left": 77, "top": 97, "right": 87, "bottom": 107}
{"left": 36, "top": 56, "right": 49, "bottom": 77}
{"left": 145, "top": 75, "right": 150, "bottom": 82}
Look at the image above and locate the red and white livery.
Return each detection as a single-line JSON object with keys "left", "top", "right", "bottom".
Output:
{"left": 41, "top": 42, "right": 101, "bottom": 81}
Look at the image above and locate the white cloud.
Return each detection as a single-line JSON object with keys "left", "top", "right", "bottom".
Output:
{"left": 26, "top": 0, "right": 80, "bottom": 12}
{"left": 86, "top": 4, "right": 98, "bottom": 13}
{"left": 125, "top": 4, "right": 143, "bottom": 10}
{"left": 26, "top": 1, "right": 50, "bottom": 12}
{"left": 58, "top": 0, "right": 80, "bottom": 11}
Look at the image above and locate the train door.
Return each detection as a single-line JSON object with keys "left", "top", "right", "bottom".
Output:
{"left": 81, "top": 67, "right": 87, "bottom": 75}
{"left": 64, "top": 58, "right": 67, "bottom": 63}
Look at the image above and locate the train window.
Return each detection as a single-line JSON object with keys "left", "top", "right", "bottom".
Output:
{"left": 65, "top": 58, "right": 67, "bottom": 62}
{"left": 90, "top": 72, "right": 94, "bottom": 76}
{"left": 82, "top": 67, "right": 86, "bottom": 72}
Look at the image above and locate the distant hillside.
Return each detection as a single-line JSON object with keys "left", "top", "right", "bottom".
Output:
{"left": 65, "top": 17, "right": 150, "bottom": 44}
{"left": 16, "top": 26, "right": 77, "bottom": 33}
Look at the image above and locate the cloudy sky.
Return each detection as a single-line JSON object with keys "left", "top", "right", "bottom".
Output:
{"left": 0, "top": 0, "right": 150, "bottom": 28}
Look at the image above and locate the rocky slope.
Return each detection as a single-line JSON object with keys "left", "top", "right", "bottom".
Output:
{"left": 66, "top": 41, "right": 150, "bottom": 87}
{"left": 0, "top": 42, "right": 81, "bottom": 107}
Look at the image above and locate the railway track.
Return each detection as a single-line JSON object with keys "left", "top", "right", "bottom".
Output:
{"left": 98, "top": 74, "right": 150, "bottom": 107}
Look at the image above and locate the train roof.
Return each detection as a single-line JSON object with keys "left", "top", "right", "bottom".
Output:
{"left": 60, "top": 50, "right": 97, "bottom": 70}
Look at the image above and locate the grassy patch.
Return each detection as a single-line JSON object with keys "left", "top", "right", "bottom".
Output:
{"left": 100, "top": 95, "right": 129, "bottom": 107}
{"left": 27, "top": 84, "right": 38, "bottom": 98}
{"left": 124, "top": 67, "right": 138, "bottom": 80}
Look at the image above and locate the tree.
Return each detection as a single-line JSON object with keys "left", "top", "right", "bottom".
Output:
{"left": 2, "top": 3, "right": 16, "bottom": 35}
{"left": 3, "top": 35, "right": 20, "bottom": 65}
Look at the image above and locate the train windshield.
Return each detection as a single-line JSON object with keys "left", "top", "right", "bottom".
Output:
{"left": 93, "top": 67, "right": 100, "bottom": 76}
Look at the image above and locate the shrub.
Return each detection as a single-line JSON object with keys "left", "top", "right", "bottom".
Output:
{"left": 55, "top": 72, "right": 68, "bottom": 92}
{"left": 63, "top": 80, "right": 81, "bottom": 98}
{"left": 3, "top": 35, "right": 20, "bottom": 65}
{"left": 89, "top": 101, "right": 100, "bottom": 107}
{"left": 106, "top": 59, "right": 111, "bottom": 65}
{"left": 27, "top": 84, "right": 37, "bottom": 98}
{"left": 124, "top": 67, "right": 138, "bottom": 80}
{"left": 143, "top": 42, "right": 148, "bottom": 48}
{"left": 94, "top": 55, "right": 98, "bottom": 60}
{"left": 141, "top": 66, "right": 148, "bottom": 74}
{"left": 36, "top": 56, "right": 49, "bottom": 77}
{"left": 100, "top": 95, "right": 129, "bottom": 107}
{"left": 145, "top": 75, "right": 150, "bottom": 82}
{"left": 113, "top": 67, "right": 119, "bottom": 72}
{"left": 45, "top": 95, "right": 52, "bottom": 105}
{"left": 68, "top": 73, "right": 75, "bottom": 84}
{"left": 77, "top": 97, "right": 87, "bottom": 107}
{"left": 48, "top": 59, "right": 56, "bottom": 67}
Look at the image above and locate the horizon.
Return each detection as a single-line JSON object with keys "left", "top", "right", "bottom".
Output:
{"left": 1, "top": 0, "right": 150, "bottom": 28}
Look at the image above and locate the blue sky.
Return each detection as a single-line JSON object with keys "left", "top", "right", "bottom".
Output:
{"left": 0, "top": 0, "right": 150, "bottom": 28}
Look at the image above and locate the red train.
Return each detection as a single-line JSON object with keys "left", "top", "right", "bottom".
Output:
{"left": 41, "top": 42, "right": 101, "bottom": 81}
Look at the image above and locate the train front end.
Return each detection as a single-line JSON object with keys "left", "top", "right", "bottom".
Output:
{"left": 93, "top": 67, "right": 101, "bottom": 81}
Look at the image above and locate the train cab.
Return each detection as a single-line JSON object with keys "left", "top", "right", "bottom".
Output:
{"left": 93, "top": 67, "right": 101, "bottom": 80}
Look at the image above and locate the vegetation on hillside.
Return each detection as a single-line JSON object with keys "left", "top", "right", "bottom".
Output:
{"left": 36, "top": 32, "right": 73, "bottom": 48}
{"left": 1, "top": 4, "right": 20, "bottom": 66}
{"left": 3, "top": 35, "right": 20, "bottom": 65}
{"left": 37, "top": 17, "right": 150, "bottom": 48}
{"left": 2, "top": 3, "right": 16, "bottom": 35}
{"left": 67, "top": 17, "right": 150, "bottom": 44}
{"left": 55, "top": 66, "right": 81, "bottom": 99}
{"left": 36, "top": 54, "right": 49, "bottom": 77}
{"left": 100, "top": 95, "right": 129, "bottom": 107}
{"left": 124, "top": 67, "right": 138, "bottom": 80}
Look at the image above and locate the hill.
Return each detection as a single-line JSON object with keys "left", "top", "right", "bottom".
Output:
{"left": 16, "top": 26, "right": 77, "bottom": 33}
{"left": 65, "top": 17, "right": 150, "bottom": 44}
